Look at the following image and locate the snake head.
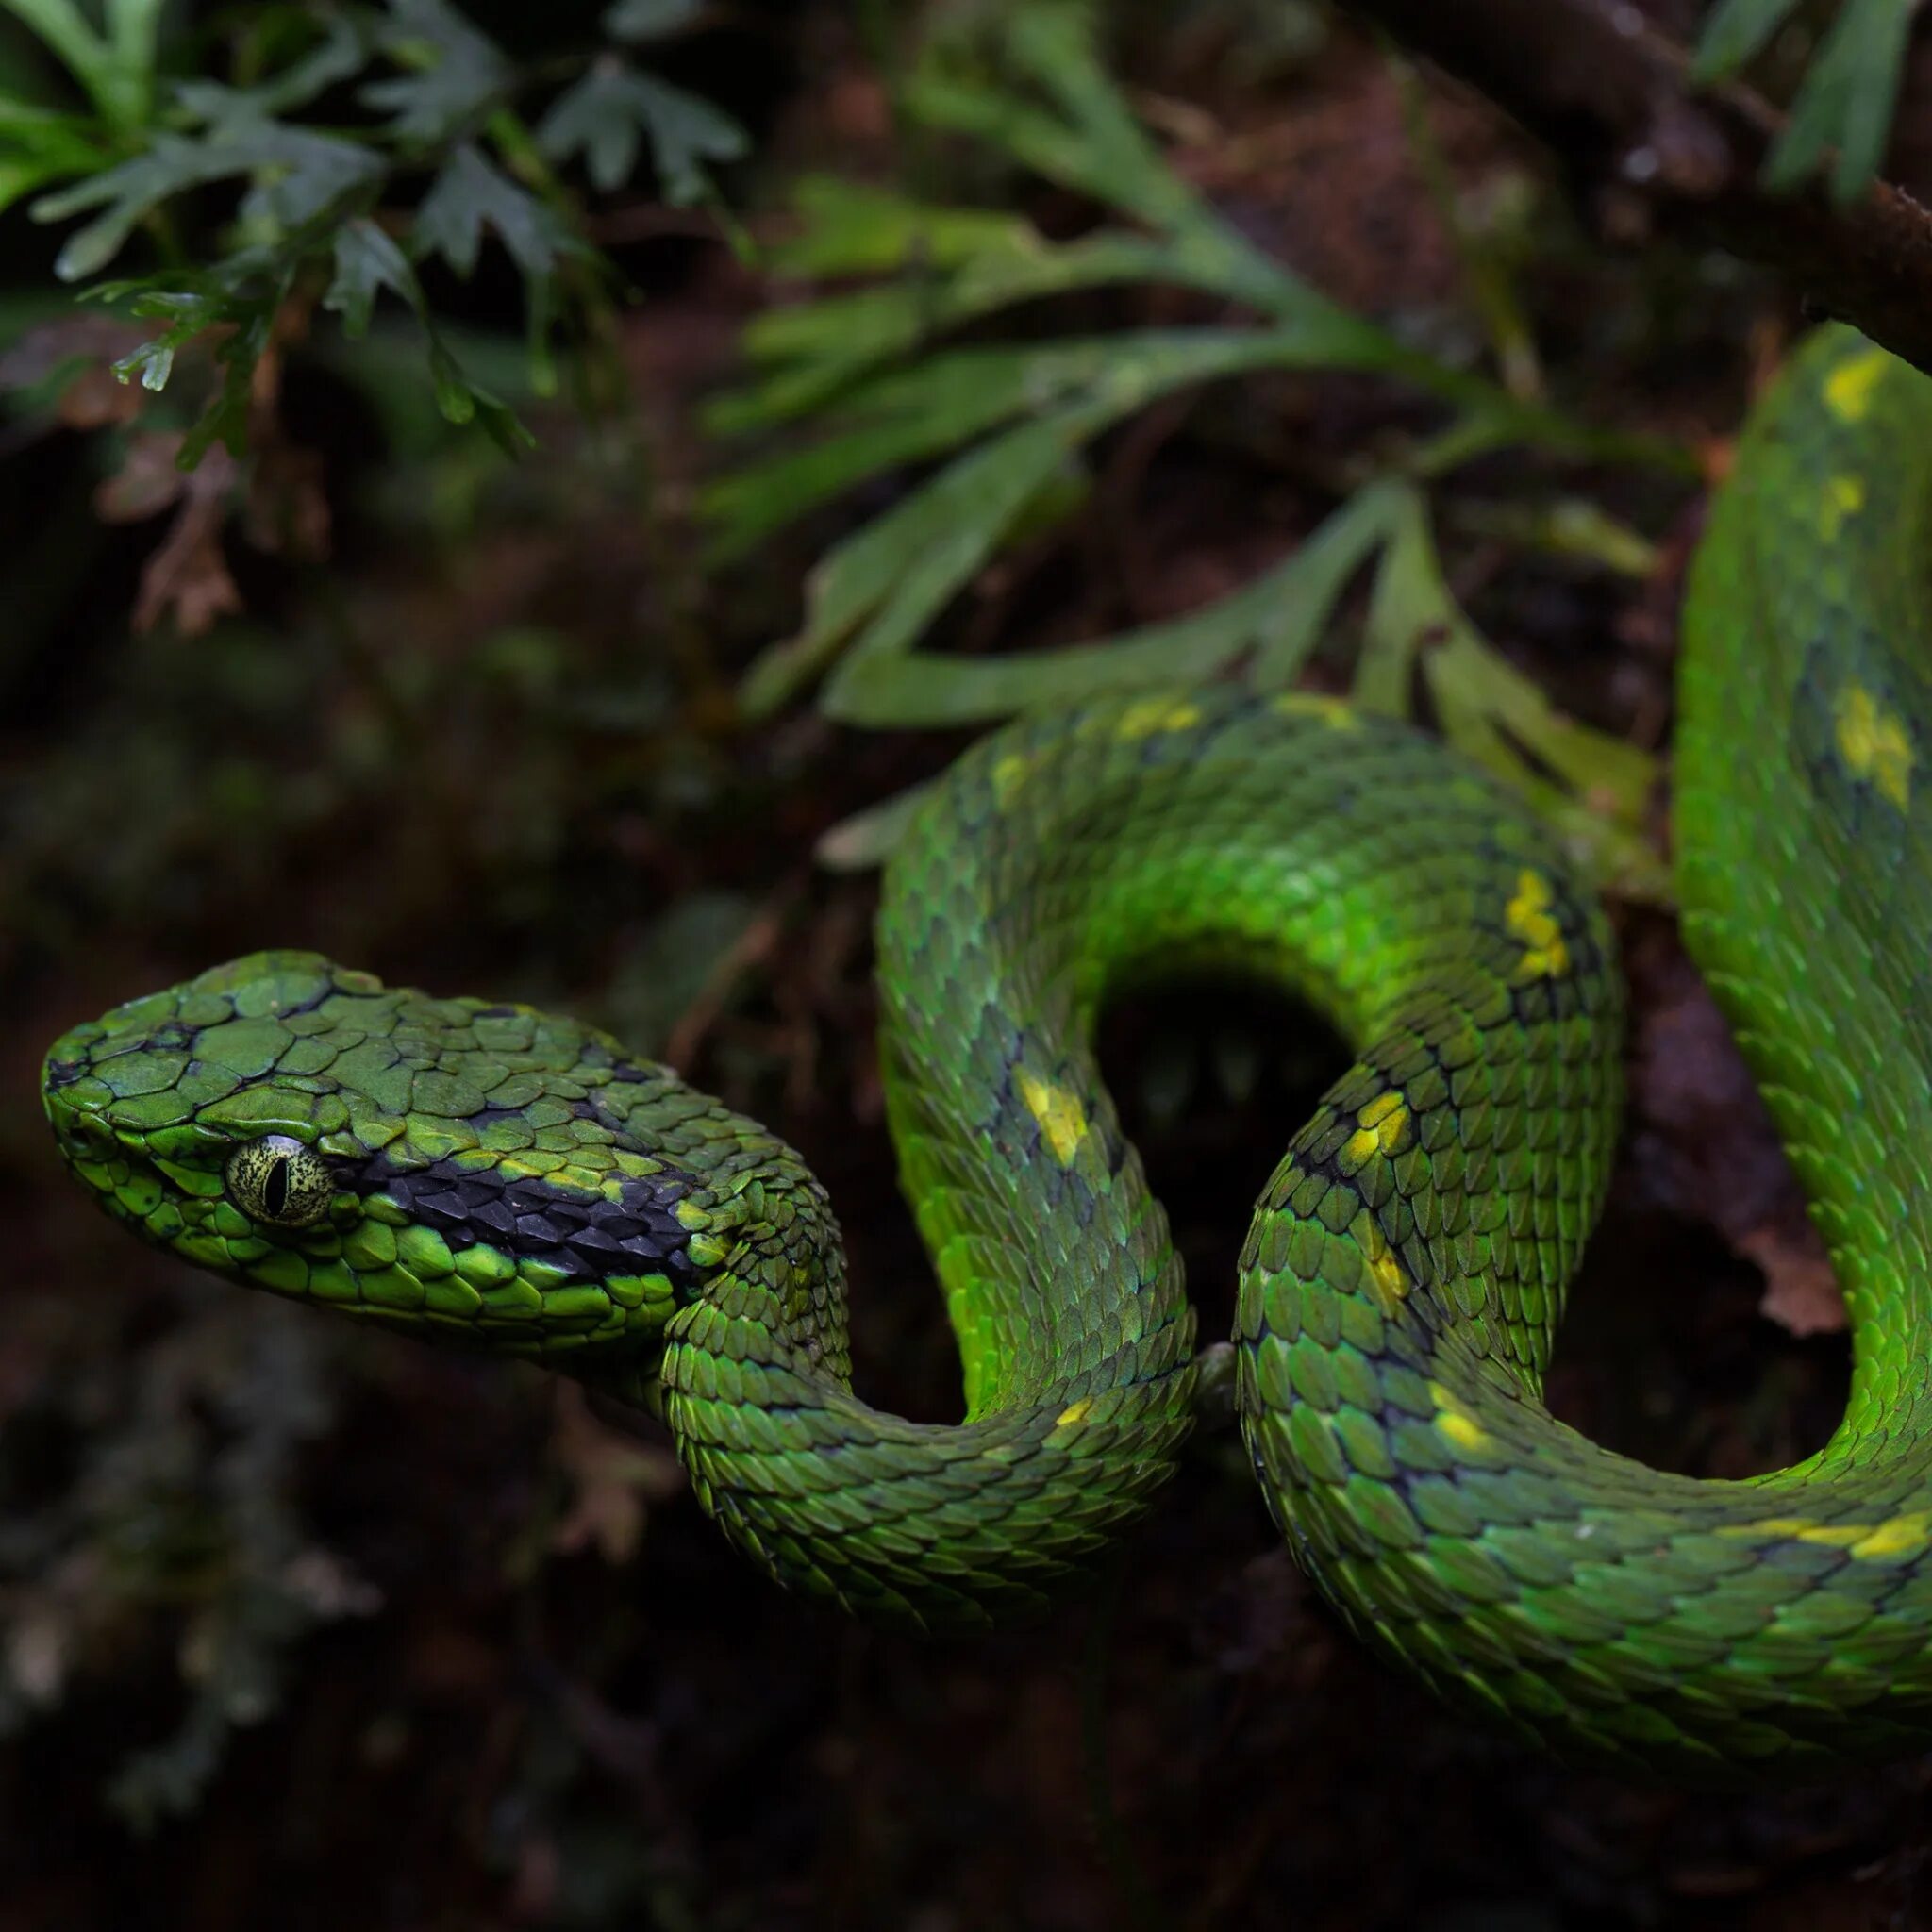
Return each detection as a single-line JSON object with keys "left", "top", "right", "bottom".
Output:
{"left": 42, "top": 950, "right": 703, "bottom": 1362}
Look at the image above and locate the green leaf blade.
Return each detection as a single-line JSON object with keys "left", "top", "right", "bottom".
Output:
{"left": 324, "top": 218, "right": 425, "bottom": 337}
{"left": 1691, "top": 0, "right": 1803, "bottom": 81}
{"left": 361, "top": 0, "right": 508, "bottom": 146}
{"left": 413, "top": 141, "right": 568, "bottom": 279}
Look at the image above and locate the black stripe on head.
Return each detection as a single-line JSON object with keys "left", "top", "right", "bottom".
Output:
{"left": 341, "top": 1150, "right": 704, "bottom": 1295}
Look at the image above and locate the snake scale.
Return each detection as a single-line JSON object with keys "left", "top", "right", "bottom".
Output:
{"left": 42, "top": 327, "right": 1932, "bottom": 1779}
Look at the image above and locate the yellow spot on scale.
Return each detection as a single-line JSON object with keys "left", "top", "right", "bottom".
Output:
{"left": 1824, "top": 347, "right": 1890, "bottom": 422}
{"left": 1343, "top": 1092, "right": 1409, "bottom": 1167}
{"left": 1851, "top": 1511, "right": 1932, "bottom": 1559}
{"left": 992, "top": 753, "right": 1033, "bottom": 809}
{"left": 1743, "top": 1516, "right": 1868, "bottom": 1548}
{"left": 1056, "top": 1396, "right": 1094, "bottom": 1429}
{"left": 1360, "top": 1222, "right": 1408, "bottom": 1307}
{"left": 1834, "top": 682, "right": 1914, "bottom": 808}
{"left": 1271, "top": 691, "right": 1358, "bottom": 729}
{"left": 1819, "top": 473, "right": 1866, "bottom": 540}
{"left": 1427, "top": 1381, "right": 1490, "bottom": 1453}
{"left": 1505, "top": 869, "right": 1569, "bottom": 978}
{"left": 496, "top": 1157, "right": 553, "bottom": 1184}
{"left": 1361, "top": 1091, "right": 1407, "bottom": 1147}
{"left": 1114, "top": 696, "right": 1202, "bottom": 741}
{"left": 1016, "top": 1067, "right": 1088, "bottom": 1165}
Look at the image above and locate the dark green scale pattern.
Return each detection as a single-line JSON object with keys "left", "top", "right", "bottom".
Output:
{"left": 42, "top": 327, "right": 1932, "bottom": 1776}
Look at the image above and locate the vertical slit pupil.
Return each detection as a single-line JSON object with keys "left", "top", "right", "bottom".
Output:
{"left": 263, "top": 1158, "right": 289, "bottom": 1217}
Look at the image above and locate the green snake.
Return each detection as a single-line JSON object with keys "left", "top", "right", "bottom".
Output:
{"left": 41, "top": 327, "right": 1932, "bottom": 1780}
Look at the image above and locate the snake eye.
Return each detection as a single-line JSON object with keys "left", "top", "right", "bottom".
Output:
{"left": 224, "top": 1135, "right": 334, "bottom": 1229}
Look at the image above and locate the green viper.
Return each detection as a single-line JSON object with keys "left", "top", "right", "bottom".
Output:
{"left": 42, "top": 328, "right": 1932, "bottom": 1779}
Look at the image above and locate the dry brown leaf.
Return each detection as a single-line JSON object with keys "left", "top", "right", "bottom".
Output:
{"left": 57, "top": 361, "right": 145, "bottom": 430}
{"left": 134, "top": 503, "right": 242, "bottom": 636}
{"left": 96, "top": 434, "right": 245, "bottom": 636}
{"left": 549, "top": 1383, "right": 683, "bottom": 1565}
{"left": 1740, "top": 1225, "right": 1848, "bottom": 1338}
{"left": 93, "top": 429, "right": 192, "bottom": 524}
{"left": 1629, "top": 928, "right": 1847, "bottom": 1337}
{"left": 0, "top": 315, "right": 147, "bottom": 391}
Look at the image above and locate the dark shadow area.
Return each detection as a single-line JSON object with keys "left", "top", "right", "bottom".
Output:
{"left": 1099, "top": 973, "right": 1353, "bottom": 1346}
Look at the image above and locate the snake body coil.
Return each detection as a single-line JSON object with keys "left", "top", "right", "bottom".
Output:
{"left": 42, "top": 329, "right": 1932, "bottom": 1778}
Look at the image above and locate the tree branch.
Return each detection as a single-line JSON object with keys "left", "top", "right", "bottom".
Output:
{"left": 1339, "top": 0, "right": 1932, "bottom": 377}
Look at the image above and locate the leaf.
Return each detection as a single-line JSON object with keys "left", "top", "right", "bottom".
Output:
{"left": 621, "top": 68, "right": 746, "bottom": 205}
{"left": 1747, "top": 1227, "right": 1847, "bottom": 1336}
{"left": 907, "top": 3, "right": 1196, "bottom": 232}
{"left": 413, "top": 141, "right": 570, "bottom": 278}
{"left": 809, "top": 485, "right": 1390, "bottom": 733}
{"left": 708, "top": 317, "right": 1411, "bottom": 559}
{"left": 103, "top": 0, "right": 166, "bottom": 110}
{"left": 1761, "top": 0, "right": 1916, "bottom": 202}
{"left": 603, "top": 0, "right": 704, "bottom": 40}
{"left": 32, "top": 118, "right": 382, "bottom": 280}
{"left": 4, "top": 0, "right": 109, "bottom": 87}
{"left": 736, "top": 313, "right": 1413, "bottom": 712}
{"left": 0, "top": 96, "right": 108, "bottom": 216}
{"left": 109, "top": 287, "right": 224, "bottom": 393}
{"left": 815, "top": 780, "right": 936, "bottom": 871}
{"left": 178, "top": 296, "right": 280, "bottom": 465}
{"left": 1694, "top": 0, "right": 1914, "bottom": 202}
{"left": 764, "top": 176, "right": 1034, "bottom": 279}
{"left": 1450, "top": 497, "right": 1661, "bottom": 578}
{"left": 741, "top": 400, "right": 1105, "bottom": 719}
{"left": 425, "top": 333, "right": 534, "bottom": 452}
{"left": 359, "top": 0, "right": 508, "bottom": 146}
{"left": 538, "top": 55, "right": 750, "bottom": 202}
{"left": 537, "top": 58, "right": 651, "bottom": 193}
{"left": 63, "top": 244, "right": 311, "bottom": 467}
{"left": 710, "top": 208, "right": 1299, "bottom": 438}
{"left": 92, "top": 425, "right": 192, "bottom": 521}
{"left": 808, "top": 470, "right": 1661, "bottom": 881}
{"left": 94, "top": 433, "right": 245, "bottom": 633}
{"left": 172, "top": 17, "right": 373, "bottom": 125}
{"left": 824, "top": 512, "right": 1370, "bottom": 730}
{"left": 548, "top": 1384, "right": 682, "bottom": 1566}
{"left": 31, "top": 138, "right": 233, "bottom": 281}
{"left": 232, "top": 118, "right": 391, "bottom": 236}
{"left": 707, "top": 334, "right": 1186, "bottom": 554}
{"left": 901, "top": 10, "right": 1318, "bottom": 324}
{"left": 3, "top": 0, "right": 146, "bottom": 127}
{"left": 323, "top": 217, "right": 425, "bottom": 336}
{"left": 1690, "top": 0, "right": 1801, "bottom": 80}
{"left": 136, "top": 503, "right": 242, "bottom": 633}
{"left": 92, "top": 253, "right": 291, "bottom": 458}
{"left": 1245, "top": 488, "right": 1413, "bottom": 684}
{"left": 1633, "top": 952, "right": 1842, "bottom": 1331}
{"left": 1357, "top": 484, "right": 1666, "bottom": 899}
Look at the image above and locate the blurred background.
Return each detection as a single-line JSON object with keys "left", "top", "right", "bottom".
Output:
{"left": 0, "top": 1, "right": 1922, "bottom": 1925}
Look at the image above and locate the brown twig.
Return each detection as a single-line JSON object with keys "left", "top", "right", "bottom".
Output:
{"left": 1336, "top": 0, "right": 1932, "bottom": 378}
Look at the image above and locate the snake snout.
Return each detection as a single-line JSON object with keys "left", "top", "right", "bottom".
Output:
{"left": 42, "top": 1041, "right": 114, "bottom": 1160}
